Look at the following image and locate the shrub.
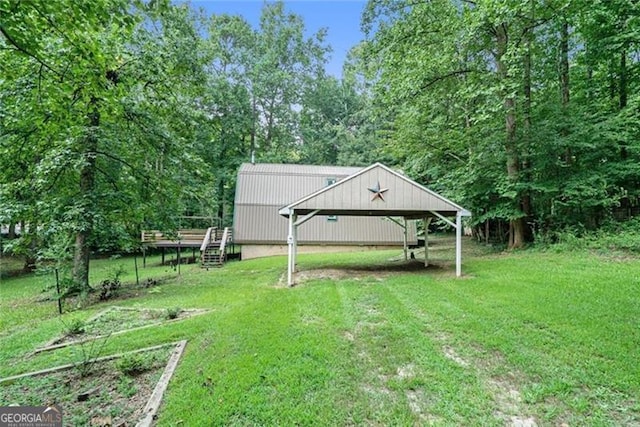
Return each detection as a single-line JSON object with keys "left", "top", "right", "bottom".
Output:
{"left": 165, "top": 307, "right": 182, "bottom": 320}
{"left": 116, "top": 353, "right": 155, "bottom": 376}
{"left": 66, "top": 317, "right": 86, "bottom": 335}
{"left": 98, "top": 264, "right": 125, "bottom": 301}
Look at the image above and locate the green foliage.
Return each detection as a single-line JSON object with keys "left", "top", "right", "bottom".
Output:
{"left": 116, "top": 375, "right": 138, "bottom": 398}
{"left": 538, "top": 217, "right": 640, "bottom": 254}
{"left": 64, "top": 317, "right": 86, "bottom": 336}
{"left": 363, "top": 0, "right": 640, "bottom": 243}
{"left": 115, "top": 352, "right": 156, "bottom": 377}
{"left": 98, "top": 264, "right": 125, "bottom": 301}
{"left": 165, "top": 307, "right": 182, "bottom": 320}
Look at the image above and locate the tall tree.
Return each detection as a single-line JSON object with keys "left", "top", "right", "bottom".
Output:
{"left": 0, "top": 0, "right": 213, "bottom": 291}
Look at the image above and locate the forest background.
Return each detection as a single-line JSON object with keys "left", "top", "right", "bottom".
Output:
{"left": 1, "top": 0, "right": 639, "bottom": 291}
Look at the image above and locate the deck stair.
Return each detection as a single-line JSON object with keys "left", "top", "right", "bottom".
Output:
{"left": 200, "top": 227, "right": 232, "bottom": 268}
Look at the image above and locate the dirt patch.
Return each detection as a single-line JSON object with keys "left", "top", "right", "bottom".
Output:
{"left": 0, "top": 345, "right": 176, "bottom": 426}
{"left": 442, "top": 345, "right": 470, "bottom": 368}
{"left": 431, "top": 334, "right": 538, "bottom": 426}
{"left": 279, "top": 260, "right": 449, "bottom": 287}
{"left": 396, "top": 363, "right": 416, "bottom": 380}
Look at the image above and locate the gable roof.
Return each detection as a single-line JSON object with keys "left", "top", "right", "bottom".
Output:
{"left": 279, "top": 162, "right": 471, "bottom": 219}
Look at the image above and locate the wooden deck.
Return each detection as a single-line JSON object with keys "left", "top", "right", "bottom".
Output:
{"left": 141, "top": 228, "right": 233, "bottom": 267}
{"left": 141, "top": 229, "right": 208, "bottom": 248}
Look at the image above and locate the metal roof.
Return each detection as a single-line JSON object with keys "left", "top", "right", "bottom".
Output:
{"left": 280, "top": 163, "right": 471, "bottom": 219}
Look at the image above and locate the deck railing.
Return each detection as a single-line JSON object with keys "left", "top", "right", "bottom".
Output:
{"left": 199, "top": 227, "right": 216, "bottom": 253}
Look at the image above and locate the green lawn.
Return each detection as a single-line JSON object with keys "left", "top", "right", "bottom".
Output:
{"left": 1, "top": 239, "right": 639, "bottom": 425}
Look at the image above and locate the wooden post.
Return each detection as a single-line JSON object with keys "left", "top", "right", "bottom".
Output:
{"left": 292, "top": 214, "right": 298, "bottom": 273}
{"left": 177, "top": 244, "right": 181, "bottom": 275}
{"left": 134, "top": 252, "right": 140, "bottom": 286}
{"left": 287, "top": 213, "right": 294, "bottom": 286}
{"left": 55, "top": 269, "right": 62, "bottom": 315}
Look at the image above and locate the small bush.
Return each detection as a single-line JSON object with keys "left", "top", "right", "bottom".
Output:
{"left": 142, "top": 278, "right": 158, "bottom": 288}
{"left": 66, "top": 317, "right": 86, "bottom": 335}
{"left": 165, "top": 307, "right": 182, "bottom": 320}
{"left": 116, "top": 353, "right": 155, "bottom": 376}
{"left": 98, "top": 264, "right": 125, "bottom": 301}
{"left": 98, "top": 278, "right": 121, "bottom": 301}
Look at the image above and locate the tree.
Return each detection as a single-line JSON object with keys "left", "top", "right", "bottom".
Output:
{"left": 0, "top": 0, "right": 214, "bottom": 292}
{"left": 363, "top": 0, "right": 640, "bottom": 245}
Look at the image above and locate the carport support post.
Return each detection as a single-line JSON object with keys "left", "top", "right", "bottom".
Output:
{"left": 423, "top": 217, "right": 429, "bottom": 267}
{"left": 403, "top": 218, "right": 408, "bottom": 261}
{"left": 287, "top": 212, "right": 297, "bottom": 286}
{"left": 292, "top": 213, "right": 298, "bottom": 272}
{"left": 456, "top": 211, "right": 462, "bottom": 277}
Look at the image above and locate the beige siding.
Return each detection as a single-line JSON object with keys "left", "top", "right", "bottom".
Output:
{"left": 234, "top": 164, "right": 360, "bottom": 206}
{"left": 234, "top": 163, "right": 417, "bottom": 245}
{"left": 295, "top": 166, "right": 460, "bottom": 213}
{"left": 235, "top": 204, "right": 415, "bottom": 244}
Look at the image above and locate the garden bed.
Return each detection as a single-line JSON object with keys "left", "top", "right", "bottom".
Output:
{"left": 35, "top": 306, "right": 208, "bottom": 354}
{"left": 0, "top": 341, "right": 186, "bottom": 426}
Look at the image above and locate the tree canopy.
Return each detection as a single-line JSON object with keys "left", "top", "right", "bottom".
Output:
{"left": 1, "top": 0, "right": 638, "bottom": 289}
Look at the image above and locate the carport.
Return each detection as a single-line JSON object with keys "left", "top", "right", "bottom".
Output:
{"left": 279, "top": 163, "right": 471, "bottom": 286}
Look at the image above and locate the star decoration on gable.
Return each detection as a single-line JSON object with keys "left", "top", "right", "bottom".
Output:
{"left": 368, "top": 181, "right": 388, "bottom": 202}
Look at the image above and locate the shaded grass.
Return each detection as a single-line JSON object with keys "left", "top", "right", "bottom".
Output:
{"left": 1, "top": 238, "right": 639, "bottom": 425}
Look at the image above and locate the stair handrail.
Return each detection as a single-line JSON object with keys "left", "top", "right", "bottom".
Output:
{"left": 200, "top": 227, "right": 216, "bottom": 253}
{"left": 218, "top": 227, "right": 231, "bottom": 263}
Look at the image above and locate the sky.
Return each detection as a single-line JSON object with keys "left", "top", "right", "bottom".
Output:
{"left": 188, "top": 0, "right": 368, "bottom": 78}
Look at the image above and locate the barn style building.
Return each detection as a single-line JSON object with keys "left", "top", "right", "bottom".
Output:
{"left": 233, "top": 163, "right": 418, "bottom": 260}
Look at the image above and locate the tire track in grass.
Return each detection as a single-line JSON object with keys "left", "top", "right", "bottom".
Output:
{"left": 334, "top": 278, "right": 497, "bottom": 425}
{"left": 384, "top": 280, "right": 539, "bottom": 427}
{"left": 335, "top": 279, "right": 414, "bottom": 425}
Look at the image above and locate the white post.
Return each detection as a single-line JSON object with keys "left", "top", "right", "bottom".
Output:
{"left": 456, "top": 211, "right": 462, "bottom": 277}
{"left": 424, "top": 217, "right": 429, "bottom": 267}
{"left": 403, "top": 218, "right": 408, "bottom": 261}
{"left": 292, "top": 213, "right": 298, "bottom": 273}
{"left": 287, "top": 213, "right": 295, "bottom": 286}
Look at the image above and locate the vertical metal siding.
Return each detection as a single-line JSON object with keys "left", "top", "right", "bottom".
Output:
{"left": 234, "top": 163, "right": 415, "bottom": 245}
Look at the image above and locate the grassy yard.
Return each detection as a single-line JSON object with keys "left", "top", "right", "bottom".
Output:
{"left": 1, "top": 238, "right": 639, "bottom": 426}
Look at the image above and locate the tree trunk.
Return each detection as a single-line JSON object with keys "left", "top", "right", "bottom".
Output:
{"left": 72, "top": 97, "right": 99, "bottom": 291}
{"left": 8, "top": 222, "right": 16, "bottom": 239}
{"left": 217, "top": 177, "right": 225, "bottom": 224}
{"left": 250, "top": 97, "right": 257, "bottom": 162}
{"left": 560, "top": 18, "right": 571, "bottom": 164}
{"left": 23, "top": 221, "right": 38, "bottom": 272}
{"left": 496, "top": 23, "right": 526, "bottom": 249}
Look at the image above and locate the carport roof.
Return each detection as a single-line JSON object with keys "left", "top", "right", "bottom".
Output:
{"left": 279, "top": 163, "right": 471, "bottom": 219}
